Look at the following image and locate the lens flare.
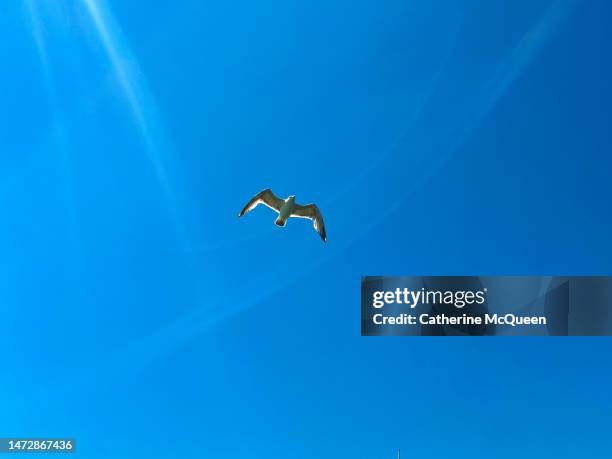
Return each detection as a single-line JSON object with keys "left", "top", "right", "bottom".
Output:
{"left": 82, "top": 0, "right": 192, "bottom": 250}
{"left": 24, "top": 0, "right": 78, "bottom": 244}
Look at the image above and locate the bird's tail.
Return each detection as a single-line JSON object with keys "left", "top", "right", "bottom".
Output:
{"left": 274, "top": 217, "right": 286, "bottom": 227}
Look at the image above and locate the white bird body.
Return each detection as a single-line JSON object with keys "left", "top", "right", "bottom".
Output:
{"left": 275, "top": 196, "right": 296, "bottom": 227}
{"left": 238, "top": 189, "right": 327, "bottom": 242}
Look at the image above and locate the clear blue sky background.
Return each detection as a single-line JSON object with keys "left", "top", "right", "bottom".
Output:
{"left": 1, "top": 0, "right": 611, "bottom": 457}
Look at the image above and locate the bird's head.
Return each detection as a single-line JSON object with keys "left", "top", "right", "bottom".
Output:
{"left": 288, "top": 195, "right": 296, "bottom": 202}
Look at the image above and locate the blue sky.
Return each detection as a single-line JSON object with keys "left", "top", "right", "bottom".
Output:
{"left": 1, "top": 1, "right": 611, "bottom": 458}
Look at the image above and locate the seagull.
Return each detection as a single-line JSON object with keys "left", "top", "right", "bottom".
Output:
{"left": 238, "top": 189, "right": 327, "bottom": 242}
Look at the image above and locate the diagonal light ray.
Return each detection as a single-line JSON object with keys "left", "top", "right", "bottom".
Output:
{"left": 25, "top": 0, "right": 71, "bottom": 185}
{"left": 473, "top": 0, "right": 576, "bottom": 138}
{"left": 83, "top": 0, "right": 154, "bottom": 148}
{"left": 24, "top": 0, "right": 79, "bottom": 253}
{"left": 23, "top": 0, "right": 98, "bottom": 319}
{"left": 347, "top": 0, "right": 579, "bottom": 248}
{"left": 82, "top": 0, "right": 192, "bottom": 251}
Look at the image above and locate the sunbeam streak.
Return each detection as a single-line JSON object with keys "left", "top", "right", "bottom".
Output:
{"left": 82, "top": 0, "right": 152, "bottom": 145}
{"left": 345, "top": 0, "right": 579, "bottom": 248}
{"left": 24, "top": 0, "right": 79, "bottom": 252}
{"left": 477, "top": 0, "right": 577, "bottom": 136}
{"left": 82, "top": 0, "right": 192, "bottom": 250}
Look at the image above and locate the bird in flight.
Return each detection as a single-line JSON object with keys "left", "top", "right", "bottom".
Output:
{"left": 238, "top": 189, "right": 327, "bottom": 242}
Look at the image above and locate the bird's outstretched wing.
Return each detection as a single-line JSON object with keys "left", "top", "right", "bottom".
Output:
{"left": 238, "top": 189, "right": 283, "bottom": 217}
{"left": 292, "top": 203, "right": 327, "bottom": 242}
